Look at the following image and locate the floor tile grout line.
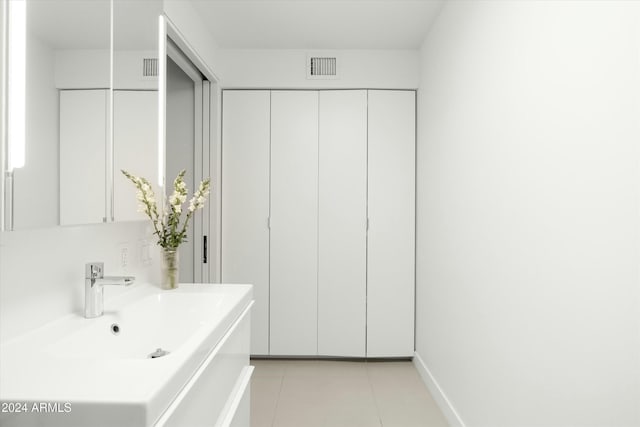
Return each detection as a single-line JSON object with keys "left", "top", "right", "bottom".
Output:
{"left": 269, "top": 373, "right": 285, "bottom": 427}
{"left": 365, "top": 361, "right": 385, "bottom": 427}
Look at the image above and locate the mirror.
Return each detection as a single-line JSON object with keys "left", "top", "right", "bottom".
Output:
{"left": 9, "top": 0, "right": 110, "bottom": 229}
{"left": 112, "top": 0, "right": 162, "bottom": 222}
{"left": 4, "top": 0, "right": 162, "bottom": 230}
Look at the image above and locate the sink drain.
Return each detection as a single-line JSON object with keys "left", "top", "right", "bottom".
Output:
{"left": 148, "top": 348, "right": 170, "bottom": 359}
{"left": 110, "top": 323, "right": 120, "bottom": 335}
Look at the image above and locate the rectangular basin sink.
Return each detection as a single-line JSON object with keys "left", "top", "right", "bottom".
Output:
{"left": 0, "top": 283, "right": 253, "bottom": 427}
{"left": 46, "top": 292, "right": 233, "bottom": 360}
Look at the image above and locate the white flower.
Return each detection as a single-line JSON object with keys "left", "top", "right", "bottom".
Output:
{"left": 122, "top": 169, "right": 211, "bottom": 250}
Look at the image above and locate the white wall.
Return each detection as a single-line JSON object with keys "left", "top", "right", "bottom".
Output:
{"left": 113, "top": 50, "right": 158, "bottom": 90}
{"left": 163, "top": 0, "right": 220, "bottom": 77}
{"left": 0, "top": 221, "right": 159, "bottom": 342}
{"left": 54, "top": 50, "right": 110, "bottom": 89}
{"left": 216, "top": 49, "right": 419, "bottom": 89}
{"left": 55, "top": 50, "right": 158, "bottom": 90}
{"left": 415, "top": 1, "right": 640, "bottom": 427}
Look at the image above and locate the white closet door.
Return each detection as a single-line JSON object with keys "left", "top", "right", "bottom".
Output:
{"left": 367, "top": 90, "right": 416, "bottom": 357}
{"left": 318, "top": 90, "right": 367, "bottom": 357}
{"left": 113, "top": 90, "right": 159, "bottom": 222}
{"left": 60, "top": 89, "right": 107, "bottom": 225}
{"left": 270, "top": 91, "right": 319, "bottom": 356}
{"left": 221, "top": 90, "right": 271, "bottom": 355}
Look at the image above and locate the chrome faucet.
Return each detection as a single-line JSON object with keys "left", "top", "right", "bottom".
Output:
{"left": 85, "top": 262, "right": 135, "bottom": 318}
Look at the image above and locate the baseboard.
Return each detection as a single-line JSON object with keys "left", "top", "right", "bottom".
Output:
{"left": 413, "top": 351, "right": 466, "bottom": 427}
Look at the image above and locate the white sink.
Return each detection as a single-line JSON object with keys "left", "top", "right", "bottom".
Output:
{"left": 0, "top": 283, "right": 253, "bottom": 427}
{"left": 46, "top": 292, "right": 233, "bottom": 360}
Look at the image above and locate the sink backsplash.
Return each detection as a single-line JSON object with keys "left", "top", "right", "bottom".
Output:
{"left": 0, "top": 222, "right": 159, "bottom": 342}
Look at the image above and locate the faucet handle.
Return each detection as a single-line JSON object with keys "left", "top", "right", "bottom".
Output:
{"left": 85, "top": 262, "right": 104, "bottom": 279}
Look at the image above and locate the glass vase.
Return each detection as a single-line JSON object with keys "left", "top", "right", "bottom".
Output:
{"left": 161, "top": 249, "right": 179, "bottom": 290}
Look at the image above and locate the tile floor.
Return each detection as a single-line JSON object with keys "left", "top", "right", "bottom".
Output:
{"left": 250, "top": 359, "right": 450, "bottom": 427}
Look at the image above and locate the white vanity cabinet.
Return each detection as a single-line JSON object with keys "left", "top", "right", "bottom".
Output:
{"left": 157, "top": 302, "right": 253, "bottom": 427}
{"left": 221, "top": 89, "right": 415, "bottom": 358}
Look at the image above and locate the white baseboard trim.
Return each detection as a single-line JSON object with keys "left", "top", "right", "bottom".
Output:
{"left": 413, "top": 351, "right": 466, "bottom": 427}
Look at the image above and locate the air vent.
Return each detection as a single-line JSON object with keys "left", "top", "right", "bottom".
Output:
{"left": 307, "top": 54, "right": 339, "bottom": 80}
{"left": 142, "top": 58, "right": 158, "bottom": 77}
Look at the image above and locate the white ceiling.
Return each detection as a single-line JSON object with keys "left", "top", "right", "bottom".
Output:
{"left": 28, "top": 0, "right": 160, "bottom": 50}
{"left": 29, "top": 0, "right": 110, "bottom": 49}
{"left": 27, "top": 0, "right": 443, "bottom": 51}
{"left": 190, "top": 0, "right": 445, "bottom": 50}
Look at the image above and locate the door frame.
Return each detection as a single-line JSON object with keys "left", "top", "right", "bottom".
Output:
{"left": 159, "top": 15, "right": 221, "bottom": 282}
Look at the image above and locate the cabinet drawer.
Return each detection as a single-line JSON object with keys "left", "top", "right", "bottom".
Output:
{"left": 157, "top": 304, "right": 252, "bottom": 427}
{"left": 216, "top": 366, "right": 254, "bottom": 427}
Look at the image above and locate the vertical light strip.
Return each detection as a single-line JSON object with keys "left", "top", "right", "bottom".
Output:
{"left": 108, "top": 0, "right": 114, "bottom": 221}
{"left": 157, "top": 15, "right": 166, "bottom": 187}
{"left": 7, "top": 0, "right": 25, "bottom": 171}
{"left": 1, "top": 0, "right": 8, "bottom": 230}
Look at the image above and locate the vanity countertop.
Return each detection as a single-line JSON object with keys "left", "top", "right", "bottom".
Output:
{"left": 0, "top": 283, "right": 253, "bottom": 427}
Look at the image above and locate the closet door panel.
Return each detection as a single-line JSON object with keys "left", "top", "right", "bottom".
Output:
{"left": 367, "top": 90, "right": 416, "bottom": 357}
{"left": 270, "top": 91, "right": 319, "bottom": 356}
{"left": 317, "top": 90, "right": 367, "bottom": 357}
{"left": 60, "top": 89, "right": 107, "bottom": 225}
{"left": 221, "top": 90, "right": 271, "bottom": 355}
{"left": 113, "top": 90, "right": 159, "bottom": 222}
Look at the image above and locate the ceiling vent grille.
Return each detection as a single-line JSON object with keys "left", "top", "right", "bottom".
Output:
{"left": 142, "top": 58, "right": 158, "bottom": 77}
{"left": 307, "top": 55, "right": 339, "bottom": 79}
